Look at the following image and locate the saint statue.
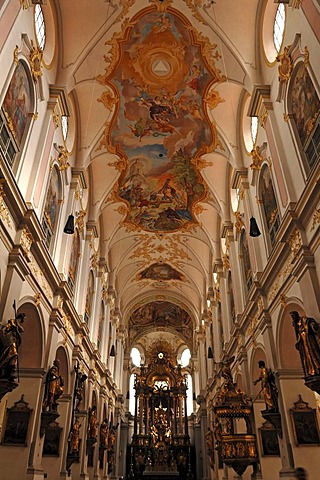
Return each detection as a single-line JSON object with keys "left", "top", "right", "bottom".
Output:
{"left": 87, "top": 406, "right": 98, "bottom": 439}
{"left": 69, "top": 419, "right": 81, "bottom": 455}
{"left": 0, "top": 312, "right": 25, "bottom": 381}
{"left": 253, "top": 360, "right": 278, "bottom": 412}
{"left": 42, "top": 359, "right": 64, "bottom": 411}
{"left": 290, "top": 311, "right": 320, "bottom": 377}
{"left": 100, "top": 419, "right": 109, "bottom": 448}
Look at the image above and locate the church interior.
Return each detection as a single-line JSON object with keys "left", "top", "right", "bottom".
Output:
{"left": 0, "top": 1, "right": 319, "bottom": 479}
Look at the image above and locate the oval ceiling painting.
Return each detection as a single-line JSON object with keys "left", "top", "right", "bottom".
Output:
{"left": 98, "top": 6, "right": 224, "bottom": 232}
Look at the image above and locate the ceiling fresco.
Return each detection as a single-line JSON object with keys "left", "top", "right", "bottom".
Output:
{"left": 129, "top": 301, "right": 193, "bottom": 344}
{"left": 138, "top": 262, "right": 185, "bottom": 281}
{"left": 97, "top": 5, "right": 225, "bottom": 233}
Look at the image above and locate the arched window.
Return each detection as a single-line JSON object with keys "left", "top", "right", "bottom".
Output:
{"left": 68, "top": 229, "right": 80, "bottom": 292}
{"left": 85, "top": 270, "right": 95, "bottom": 323}
{"left": 289, "top": 62, "right": 320, "bottom": 170}
{"left": 240, "top": 229, "right": 252, "bottom": 293}
{"left": 259, "top": 165, "right": 280, "bottom": 248}
{"left": 0, "top": 60, "right": 33, "bottom": 166}
{"left": 186, "top": 373, "right": 193, "bottom": 416}
{"left": 131, "top": 347, "right": 141, "bottom": 367}
{"left": 180, "top": 348, "right": 191, "bottom": 367}
{"left": 273, "top": 4, "right": 285, "bottom": 53}
{"left": 129, "top": 373, "right": 135, "bottom": 415}
{"left": 42, "top": 165, "right": 62, "bottom": 250}
{"left": 34, "top": 4, "right": 46, "bottom": 51}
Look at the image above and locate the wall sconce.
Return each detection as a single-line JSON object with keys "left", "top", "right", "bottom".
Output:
{"left": 63, "top": 214, "right": 75, "bottom": 234}
{"left": 208, "top": 346, "right": 214, "bottom": 359}
{"left": 109, "top": 344, "right": 116, "bottom": 357}
{"left": 249, "top": 217, "right": 261, "bottom": 237}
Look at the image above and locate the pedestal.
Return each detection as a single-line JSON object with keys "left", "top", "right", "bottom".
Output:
{"left": 0, "top": 378, "right": 18, "bottom": 402}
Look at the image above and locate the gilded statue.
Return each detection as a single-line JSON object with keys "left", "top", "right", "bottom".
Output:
{"left": 87, "top": 406, "right": 98, "bottom": 439}
{"left": 290, "top": 311, "right": 320, "bottom": 377}
{"left": 69, "top": 418, "right": 81, "bottom": 455}
{"left": 253, "top": 360, "right": 278, "bottom": 412}
{"left": 0, "top": 312, "right": 25, "bottom": 381}
{"left": 108, "top": 423, "right": 119, "bottom": 452}
{"left": 100, "top": 419, "right": 109, "bottom": 448}
{"left": 42, "top": 359, "right": 64, "bottom": 411}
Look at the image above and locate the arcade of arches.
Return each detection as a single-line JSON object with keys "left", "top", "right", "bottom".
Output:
{"left": 0, "top": 1, "right": 319, "bottom": 480}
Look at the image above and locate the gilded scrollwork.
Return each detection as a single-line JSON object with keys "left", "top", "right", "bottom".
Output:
{"left": 233, "top": 211, "right": 244, "bottom": 234}
{"left": 29, "top": 39, "right": 43, "bottom": 83}
{"left": 276, "top": 46, "right": 293, "bottom": 83}
{"left": 21, "top": 228, "right": 33, "bottom": 261}
{"left": 250, "top": 146, "right": 263, "bottom": 170}
{"left": 288, "top": 228, "right": 302, "bottom": 258}
{"left": 0, "top": 181, "right": 11, "bottom": 227}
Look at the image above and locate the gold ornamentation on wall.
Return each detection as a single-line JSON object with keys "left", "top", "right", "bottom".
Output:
{"left": 3, "top": 110, "right": 16, "bottom": 139}
{"left": 0, "top": 180, "right": 11, "bottom": 227}
{"left": 19, "top": 0, "right": 28, "bottom": 9}
{"left": 21, "top": 228, "right": 33, "bottom": 261}
{"left": 13, "top": 45, "right": 19, "bottom": 64}
{"left": 276, "top": 46, "right": 293, "bottom": 83}
{"left": 115, "top": 205, "right": 128, "bottom": 217}
{"left": 259, "top": 109, "right": 268, "bottom": 128}
{"left": 290, "top": 0, "right": 303, "bottom": 8}
{"left": 34, "top": 293, "right": 41, "bottom": 307}
{"left": 52, "top": 110, "right": 60, "bottom": 128}
{"left": 303, "top": 46, "right": 309, "bottom": 67}
{"left": 283, "top": 113, "right": 290, "bottom": 123}
{"left": 222, "top": 252, "right": 230, "bottom": 271}
{"left": 279, "top": 293, "right": 287, "bottom": 308}
{"left": 75, "top": 210, "right": 86, "bottom": 233}
{"left": 97, "top": 90, "right": 117, "bottom": 110}
{"left": 233, "top": 211, "right": 244, "bottom": 234}
{"left": 250, "top": 146, "right": 263, "bottom": 170}
{"left": 91, "top": 252, "right": 99, "bottom": 270}
{"left": 108, "top": 158, "right": 127, "bottom": 172}
{"left": 29, "top": 40, "right": 43, "bottom": 83}
{"left": 204, "top": 90, "right": 225, "bottom": 110}
{"left": 55, "top": 144, "right": 70, "bottom": 171}
{"left": 288, "top": 228, "right": 302, "bottom": 258}
{"left": 311, "top": 208, "right": 320, "bottom": 231}
{"left": 268, "top": 257, "right": 294, "bottom": 303}
{"left": 96, "top": 121, "right": 116, "bottom": 152}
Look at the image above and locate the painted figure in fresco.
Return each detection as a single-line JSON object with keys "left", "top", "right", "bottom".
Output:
{"left": 0, "top": 313, "right": 25, "bottom": 381}
{"left": 43, "top": 359, "right": 64, "bottom": 411}
{"left": 3, "top": 61, "right": 31, "bottom": 144}
{"left": 291, "top": 311, "right": 320, "bottom": 377}
{"left": 253, "top": 360, "right": 278, "bottom": 412}
{"left": 186, "top": 65, "right": 202, "bottom": 94}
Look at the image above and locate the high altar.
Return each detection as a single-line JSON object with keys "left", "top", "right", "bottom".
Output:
{"left": 127, "top": 342, "right": 193, "bottom": 480}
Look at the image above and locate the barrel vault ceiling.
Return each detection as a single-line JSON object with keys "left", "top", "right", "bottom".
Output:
{"left": 56, "top": 0, "right": 259, "bottom": 348}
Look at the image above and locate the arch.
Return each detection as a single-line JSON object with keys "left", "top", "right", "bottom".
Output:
{"left": 56, "top": 345, "right": 69, "bottom": 393}
{"left": 18, "top": 302, "right": 43, "bottom": 368}
{"left": 278, "top": 302, "right": 304, "bottom": 371}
